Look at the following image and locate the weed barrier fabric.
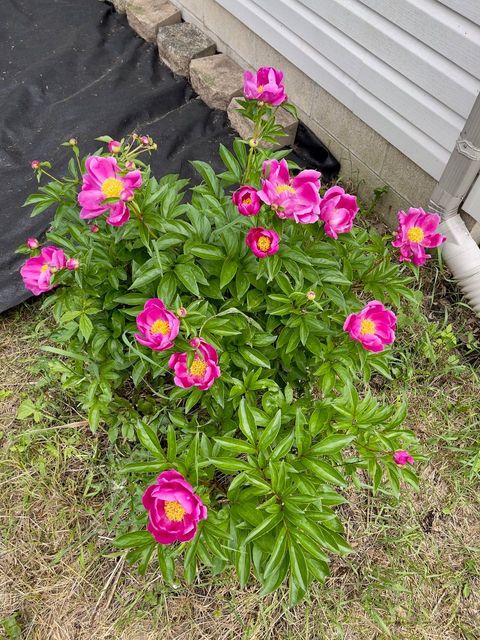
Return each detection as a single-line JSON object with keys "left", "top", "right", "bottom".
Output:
{"left": 0, "top": 0, "right": 339, "bottom": 313}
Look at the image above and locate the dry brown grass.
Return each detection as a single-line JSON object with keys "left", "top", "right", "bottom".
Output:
{"left": 1, "top": 299, "right": 479, "bottom": 640}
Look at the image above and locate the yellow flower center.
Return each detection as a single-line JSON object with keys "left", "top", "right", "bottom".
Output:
{"left": 276, "top": 184, "right": 296, "bottom": 194}
{"left": 257, "top": 84, "right": 264, "bottom": 92}
{"left": 407, "top": 226, "right": 424, "bottom": 243}
{"left": 242, "top": 196, "right": 252, "bottom": 205}
{"left": 257, "top": 236, "right": 272, "bottom": 252}
{"left": 150, "top": 319, "right": 170, "bottom": 335}
{"left": 40, "top": 264, "right": 49, "bottom": 273}
{"left": 101, "top": 177, "right": 124, "bottom": 199}
{"left": 190, "top": 359, "right": 207, "bottom": 377}
{"left": 359, "top": 319, "right": 376, "bottom": 336}
{"left": 164, "top": 500, "right": 186, "bottom": 522}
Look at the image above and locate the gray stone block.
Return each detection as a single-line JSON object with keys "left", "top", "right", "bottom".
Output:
{"left": 111, "top": 0, "right": 127, "bottom": 13}
{"left": 157, "top": 23, "right": 216, "bottom": 77}
{"left": 190, "top": 54, "right": 243, "bottom": 110}
{"left": 127, "top": 0, "right": 181, "bottom": 43}
{"left": 227, "top": 98, "right": 298, "bottom": 149}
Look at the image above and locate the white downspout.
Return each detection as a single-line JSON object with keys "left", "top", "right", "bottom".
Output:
{"left": 429, "top": 93, "right": 480, "bottom": 314}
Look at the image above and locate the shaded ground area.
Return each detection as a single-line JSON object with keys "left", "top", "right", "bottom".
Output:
{"left": 0, "top": 0, "right": 338, "bottom": 313}
{"left": 1, "top": 225, "right": 479, "bottom": 638}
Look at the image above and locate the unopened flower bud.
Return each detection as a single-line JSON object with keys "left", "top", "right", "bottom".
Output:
{"left": 249, "top": 138, "right": 259, "bottom": 148}
{"left": 177, "top": 307, "right": 188, "bottom": 318}
{"left": 306, "top": 291, "right": 316, "bottom": 301}
{"left": 190, "top": 337, "right": 201, "bottom": 348}
{"left": 125, "top": 160, "right": 136, "bottom": 170}
{"left": 140, "top": 135, "right": 149, "bottom": 145}
{"left": 31, "top": 160, "right": 40, "bottom": 170}
{"left": 393, "top": 450, "right": 414, "bottom": 466}
{"left": 68, "top": 138, "right": 78, "bottom": 146}
{"left": 120, "top": 189, "right": 134, "bottom": 202}
{"left": 108, "top": 140, "right": 121, "bottom": 153}
{"left": 90, "top": 224, "right": 100, "bottom": 233}
{"left": 26, "top": 238, "right": 39, "bottom": 249}
{"left": 66, "top": 258, "right": 80, "bottom": 270}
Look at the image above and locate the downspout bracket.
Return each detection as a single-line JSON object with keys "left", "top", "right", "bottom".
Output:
{"left": 456, "top": 138, "right": 480, "bottom": 161}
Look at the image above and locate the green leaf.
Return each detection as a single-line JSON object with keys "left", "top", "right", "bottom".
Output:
{"left": 175, "top": 265, "right": 199, "bottom": 296}
{"left": 235, "top": 544, "right": 251, "bottom": 588}
{"left": 288, "top": 539, "right": 308, "bottom": 592}
{"left": 244, "top": 511, "right": 282, "bottom": 544}
{"left": 263, "top": 527, "right": 287, "bottom": 577}
{"left": 302, "top": 458, "right": 347, "bottom": 486}
{"left": 167, "top": 423, "right": 177, "bottom": 462}
{"left": 238, "top": 347, "right": 270, "bottom": 369}
{"left": 130, "top": 268, "right": 163, "bottom": 290}
{"left": 78, "top": 314, "right": 93, "bottom": 342}
{"left": 220, "top": 257, "right": 237, "bottom": 288}
{"left": 190, "top": 244, "right": 225, "bottom": 261}
{"left": 213, "top": 436, "right": 256, "bottom": 454}
{"left": 114, "top": 294, "right": 149, "bottom": 305}
{"left": 309, "top": 435, "right": 355, "bottom": 455}
{"left": 209, "top": 457, "right": 252, "bottom": 472}
{"left": 136, "top": 421, "right": 165, "bottom": 458}
{"left": 191, "top": 160, "right": 220, "bottom": 195}
{"left": 258, "top": 410, "right": 282, "bottom": 450}
{"left": 112, "top": 531, "right": 152, "bottom": 549}
{"left": 183, "top": 534, "right": 200, "bottom": 583}
{"left": 122, "top": 461, "right": 169, "bottom": 473}
{"left": 157, "top": 546, "right": 176, "bottom": 584}
{"left": 238, "top": 399, "right": 257, "bottom": 444}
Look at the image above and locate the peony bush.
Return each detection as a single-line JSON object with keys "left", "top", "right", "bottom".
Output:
{"left": 19, "top": 67, "right": 446, "bottom": 604}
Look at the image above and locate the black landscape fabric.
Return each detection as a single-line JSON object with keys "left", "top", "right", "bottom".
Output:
{"left": 0, "top": 0, "right": 340, "bottom": 312}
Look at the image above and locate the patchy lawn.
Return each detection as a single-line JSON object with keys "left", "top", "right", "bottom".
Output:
{"left": 1, "top": 258, "right": 479, "bottom": 639}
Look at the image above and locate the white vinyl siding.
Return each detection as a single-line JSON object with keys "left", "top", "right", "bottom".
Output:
{"left": 216, "top": 0, "right": 480, "bottom": 180}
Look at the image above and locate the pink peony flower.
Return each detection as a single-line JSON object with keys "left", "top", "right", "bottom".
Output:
{"left": 135, "top": 298, "right": 180, "bottom": 352}
{"left": 142, "top": 469, "right": 207, "bottom": 544}
{"left": 243, "top": 67, "right": 287, "bottom": 106}
{"left": 90, "top": 224, "right": 100, "bottom": 233}
{"left": 108, "top": 140, "right": 121, "bottom": 153}
{"left": 20, "top": 245, "right": 66, "bottom": 295}
{"left": 26, "top": 238, "right": 39, "bottom": 250}
{"left": 392, "top": 208, "right": 446, "bottom": 266}
{"left": 343, "top": 301, "right": 396, "bottom": 353}
{"left": 393, "top": 450, "right": 414, "bottom": 466}
{"left": 258, "top": 159, "right": 321, "bottom": 223}
{"left": 77, "top": 156, "right": 142, "bottom": 227}
{"left": 245, "top": 227, "right": 280, "bottom": 258}
{"left": 169, "top": 338, "right": 220, "bottom": 391}
{"left": 320, "top": 186, "right": 359, "bottom": 239}
{"left": 31, "top": 160, "right": 40, "bottom": 169}
{"left": 66, "top": 258, "right": 79, "bottom": 270}
{"left": 232, "top": 186, "right": 261, "bottom": 216}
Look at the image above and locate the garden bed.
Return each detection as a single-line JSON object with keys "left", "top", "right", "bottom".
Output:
{"left": 1, "top": 221, "right": 479, "bottom": 639}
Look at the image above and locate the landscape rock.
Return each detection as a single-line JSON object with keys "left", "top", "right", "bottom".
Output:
{"left": 111, "top": 0, "right": 127, "bottom": 14}
{"left": 190, "top": 54, "right": 243, "bottom": 110}
{"left": 157, "top": 23, "right": 216, "bottom": 77}
{"left": 227, "top": 98, "right": 298, "bottom": 149}
{"left": 127, "top": 0, "right": 181, "bottom": 43}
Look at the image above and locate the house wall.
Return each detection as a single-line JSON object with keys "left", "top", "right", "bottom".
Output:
{"left": 170, "top": 0, "right": 480, "bottom": 226}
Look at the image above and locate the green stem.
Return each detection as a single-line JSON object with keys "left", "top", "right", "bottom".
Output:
{"left": 40, "top": 169, "right": 62, "bottom": 184}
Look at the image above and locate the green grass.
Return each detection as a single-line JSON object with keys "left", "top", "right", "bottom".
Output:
{"left": 1, "top": 270, "right": 479, "bottom": 639}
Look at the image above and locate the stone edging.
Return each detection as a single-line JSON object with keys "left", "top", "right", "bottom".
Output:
{"left": 107, "top": 0, "right": 298, "bottom": 148}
